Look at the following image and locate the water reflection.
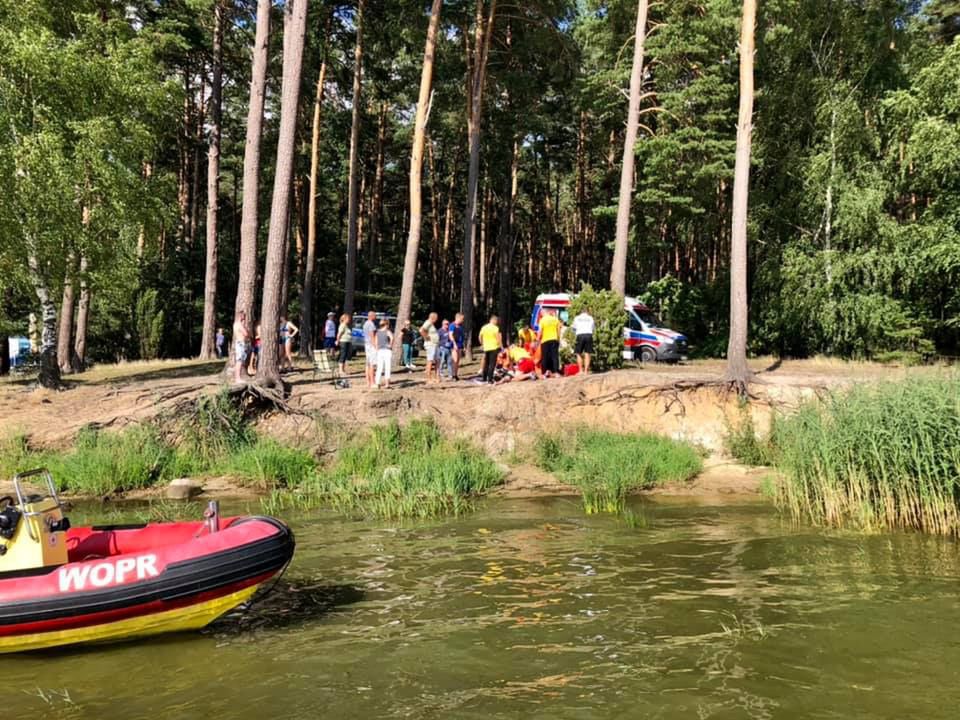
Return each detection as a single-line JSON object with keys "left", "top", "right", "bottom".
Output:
{"left": 207, "top": 581, "right": 366, "bottom": 635}
{"left": 5, "top": 497, "right": 960, "bottom": 719}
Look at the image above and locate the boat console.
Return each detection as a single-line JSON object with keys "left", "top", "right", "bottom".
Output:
{"left": 0, "top": 468, "right": 70, "bottom": 572}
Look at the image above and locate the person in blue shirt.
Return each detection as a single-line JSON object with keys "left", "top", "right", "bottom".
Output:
{"left": 450, "top": 312, "right": 465, "bottom": 381}
{"left": 437, "top": 319, "right": 454, "bottom": 380}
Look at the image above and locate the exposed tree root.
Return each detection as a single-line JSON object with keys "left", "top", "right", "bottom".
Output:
{"left": 224, "top": 380, "right": 303, "bottom": 418}
{"left": 578, "top": 377, "right": 768, "bottom": 417}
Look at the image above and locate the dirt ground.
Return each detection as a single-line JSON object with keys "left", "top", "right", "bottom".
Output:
{"left": 0, "top": 355, "right": 937, "bottom": 499}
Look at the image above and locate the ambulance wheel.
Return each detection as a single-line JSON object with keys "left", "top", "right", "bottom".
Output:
{"left": 639, "top": 347, "right": 657, "bottom": 364}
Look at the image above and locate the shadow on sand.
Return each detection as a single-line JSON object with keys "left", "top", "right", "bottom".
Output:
{"left": 79, "top": 361, "right": 225, "bottom": 386}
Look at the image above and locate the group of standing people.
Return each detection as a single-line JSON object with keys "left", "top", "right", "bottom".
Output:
{"left": 328, "top": 309, "right": 469, "bottom": 389}
{"left": 231, "top": 311, "right": 299, "bottom": 383}
{"left": 227, "top": 303, "right": 595, "bottom": 390}
{"left": 475, "top": 306, "right": 595, "bottom": 385}
{"left": 413, "top": 312, "right": 466, "bottom": 384}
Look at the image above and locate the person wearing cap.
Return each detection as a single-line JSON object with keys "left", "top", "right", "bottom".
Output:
{"left": 323, "top": 312, "right": 337, "bottom": 355}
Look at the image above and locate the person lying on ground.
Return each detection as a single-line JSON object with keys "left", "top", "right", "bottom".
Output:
{"left": 523, "top": 340, "right": 544, "bottom": 379}
{"left": 495, "top": 344, "right": 539, "bottom": 384}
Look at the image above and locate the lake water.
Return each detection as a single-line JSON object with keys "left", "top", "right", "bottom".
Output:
{"left": 6, "top": 497, "right": 960, "bottom": 719}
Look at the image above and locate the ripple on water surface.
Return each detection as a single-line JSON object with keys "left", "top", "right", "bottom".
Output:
{"left": 6, "top": 498, "right": 960, "bottom": 719}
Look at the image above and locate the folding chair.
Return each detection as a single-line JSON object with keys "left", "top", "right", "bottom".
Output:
{"left": 313, "top": 349, "right": 348, "bottom": 388}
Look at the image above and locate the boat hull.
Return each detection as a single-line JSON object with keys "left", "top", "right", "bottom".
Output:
{"left": 0, "top": 584, "right": 261, "bottom": 653}
{"left": 0, "top": 515, "right": 294, "bottom": 653}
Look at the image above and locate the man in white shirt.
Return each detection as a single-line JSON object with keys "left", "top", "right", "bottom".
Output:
{"left": 572, "top": 309, "right": 595, "bottom": 374}
{"left": 363, "top": 311, "right": 378, "bottom": 388}
{"left": 420, "top": 312, "right": 440, "bottom": 383}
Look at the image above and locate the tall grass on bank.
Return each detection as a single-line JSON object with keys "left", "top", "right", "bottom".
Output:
{"left": 0, "top": 426, "right": 176, "bottom": 497}
{"left": 271, "top": 418, "right": 505, "bottom": 519}
{"left": 0, "top": 392, "right": 316, "bottom": 496}
{"left": 724, "top": 404, "right": 776, "bottom": 466}
{"left": 774, "top": 376, "right": 960, "bottom": 534}
{"left": 535, "top": 429, "right": 703, "bottom": 513}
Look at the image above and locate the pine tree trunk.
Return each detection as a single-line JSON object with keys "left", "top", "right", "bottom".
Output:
{"left": 497, "top": 140, "right": 519, "bottom": 333}
{"left": 257, "top": 0, "right": 308, "bottom": 389}
{"left": 724, "top": 0, "right": 757, "bottom": 388}
{"left": 0, "top": 288, "right": 9, "bottom": 377}
{"left": 57, "top": 253, "right": 77, "bottom": 374}
{"left": 178, "top": 73, "right": 191, "bottom": 249}
{"left": 300, "top": 18, "right": 330, "bottom": 357}
{"left": 370, "top": 101, "right": 387, "bottom": 266}
{"left": 233, "top": 0, "right": 271, "bottom": 370}
{"left": 427, "top": 136, "right": 442, "bottom": 306}
{"left": 342, "top": 0, "right": 365, "bottom": 317}
{"left": 73, "top": 254, "right": 89, "bottom": 372}
{"left": 576, "top": 110, "right": 588, "bottom": 250}
{"left": 460, "top": 0, "right": 497, "bottom": 360}
{"left": 27, "top": 246, "right": 61, "bottom": 389}
{"left": 610, "top": 0, "right": 649, "bottom": 296}
{"left": 395, "top": 0, "right": 443, "bottom": 353}
{"left": 479, "top": 184, "right": 489, "bottom": 310}
{"left": 189, "top": 75, "right": 205, "bottom": 250}
{"left": 200, "top": 0, "right": 224, "bottom": 360}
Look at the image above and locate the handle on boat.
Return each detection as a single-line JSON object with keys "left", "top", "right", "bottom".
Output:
{"left": 12, "top": 468, "right": 63, "bottom": 542}
{"left": 204, "top": 500, "right": 220, "bottom": 534}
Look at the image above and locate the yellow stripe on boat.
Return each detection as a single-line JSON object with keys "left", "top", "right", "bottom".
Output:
{"left": 0, "top": 584, "right": 260, "bottom": 654}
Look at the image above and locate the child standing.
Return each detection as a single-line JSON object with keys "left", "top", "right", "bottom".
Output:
{"left": 375, "top": 319, "right": 394, "bottom": 389}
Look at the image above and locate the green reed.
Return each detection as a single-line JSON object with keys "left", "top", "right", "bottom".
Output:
{"left": 0, "top": 392, "right": 317, "bottom": 496}
{"left": 535, "top": 428, "right": 703, "bottom": 514}
{"left": 275, "top": 418, "right": 505, "bottom": 519}
{"left": 773, "top": 374, "right": 960, "bottom": 534}
{"left": 219, "top": 438, "right": 316, "bottom": 489}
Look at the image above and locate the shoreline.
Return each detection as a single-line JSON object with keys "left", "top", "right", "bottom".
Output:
{"left": 0, "top": 356, "right": 931, "bottom": 508}
{"left": 1, "top": 455, "right": 769, "bottom": 506}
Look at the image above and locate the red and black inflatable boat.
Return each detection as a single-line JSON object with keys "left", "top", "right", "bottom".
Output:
{"left": 0, "top": 469, "right": 294, "bottom": 653}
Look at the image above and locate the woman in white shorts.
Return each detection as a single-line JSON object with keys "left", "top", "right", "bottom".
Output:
{"left": 374, "top": 319, "right": 394, "bottom": 388}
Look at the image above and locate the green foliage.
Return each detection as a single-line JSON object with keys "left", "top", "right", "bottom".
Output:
{"left": 0, "top": 393, "right": 311, "bottom": 495}
{"left": 566, "top": 284, "right": 626, "bottom": 371}
{"left": 220, "top": 438, "right": 316, "bottom": 489}
{"left": 135, "top": 290, "right": 165, "bottom": 360}
{"left": 175, "top": 391, "right": 255, "bottom": 466}
{"left": 724, "top": 405, "right": 775, "bottom": 466}
{"left": 772, "top": 374, "right": 960, "bottom": 534}
{"left": 18, "top": 425, "right": 176, "bottom": 497}
{"left": 535, "top": 428, "right": 703, "bottom": 513}
{"left": 2, "top": 0, "right": 959, "bottom": 368}
{"left": 281, "top": 418, "right": 505, "bottom": 519}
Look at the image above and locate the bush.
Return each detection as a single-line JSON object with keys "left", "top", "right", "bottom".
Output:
{"left": 175, "top": 391, "right": 256, "bottom": 465}
{"left": 46, "top": 425, "right": 176, "bottom": 496}
{"left": 773, "top": 374, "right": 960, "bottom": 534}
{"left": 135, "top": 289, "right": 164, "bottom": 360}
{"left": 221, "top": 438, "right": 316, "bottom": 488}
{"left": 535, "top": 428, "right": 702, "bottom": 513}
{"left": 0, "top": 433, "right": 32, "bottom": 481}
{"left": 724, "top": 405, "right": 775, "bottom": 466}
{"left": 565, "top": 284, "right": 626, "bottom": 371}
